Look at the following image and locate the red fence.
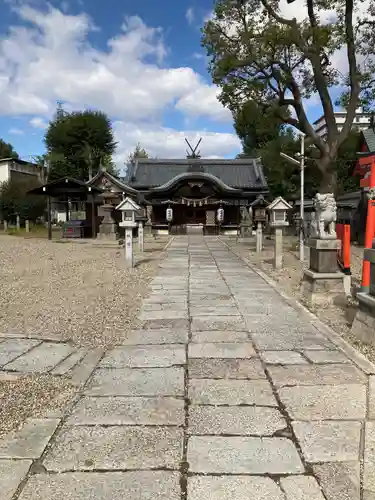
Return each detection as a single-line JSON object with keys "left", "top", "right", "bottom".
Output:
{"left": 336, "top": 222, "right": 351, "bottom": 274}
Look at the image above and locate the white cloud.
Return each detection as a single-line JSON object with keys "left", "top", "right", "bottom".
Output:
{"left": 0, "top": 4, "right": 239, "bottom": 162}
{"left": 113, "top": 121, "right": 241, "bottom": 166}
{"left": 176, "top": 86, "right": 231, "bottom": 122}
{"left": 186, "top": 7, "right": 195, "bottom": 25}
{"left": 8, "top": 127, "right": 24, "bottom": 135}
{"left": 29, "top": 116, "right": 48, "bottom": 129}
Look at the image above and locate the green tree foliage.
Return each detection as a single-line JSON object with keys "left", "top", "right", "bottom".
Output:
{"left": 0, "top": 177, "right": 45, "bottom": 222}
{"left": 128, "top": 143, "right": 149, "bottom": 163}
{"left": 45, "top": 109, "right": 117, "bottom": 181}
{"left": 0, "top": 139, "right": 19, "bottom": 159}
{"left": 202, "top": 0, "right": 375, "bottom": 193}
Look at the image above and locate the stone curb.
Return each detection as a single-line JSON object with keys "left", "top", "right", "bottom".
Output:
{"left": 220, "top": 238, "right": 375, "bottom": 376}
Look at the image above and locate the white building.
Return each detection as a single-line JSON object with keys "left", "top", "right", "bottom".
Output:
{"left": 313, "top": 107, "right": 372, "bottom": 139}
{"left": 0, "top": 157, "right": 45, "bottom": 184}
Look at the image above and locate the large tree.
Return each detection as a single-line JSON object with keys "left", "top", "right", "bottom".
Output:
{"left": 202, "top": 0, "right": 375, "bottom": 193}
{"left": 0, "top": 177, "right": 45, "bottom": 222}
{"left": 0, "top": 139, "right": 19, "bottom": 159}
{"left": 45, "top": 110, "right": 117, "bottom": 181}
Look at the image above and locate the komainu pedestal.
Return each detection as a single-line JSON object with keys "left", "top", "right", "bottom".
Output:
{"left": 301, "top": 194, "right": 346, "bottom": 304}
{"left": 351, "top": 247, "right": 375, "bottom": 345}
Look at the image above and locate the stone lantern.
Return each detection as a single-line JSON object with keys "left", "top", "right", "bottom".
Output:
{"left": 267, "top": 197, "right": 292, "bottom": 269}
{"left": 116, "top": 197, "right": 141, "bottom": 268}
{"left": 251, "top": 195, "right": 269, "bottom": 253}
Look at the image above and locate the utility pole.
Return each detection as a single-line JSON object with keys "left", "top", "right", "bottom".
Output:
{"left": 280, "top": 134, "right": 305, "bottom": 262}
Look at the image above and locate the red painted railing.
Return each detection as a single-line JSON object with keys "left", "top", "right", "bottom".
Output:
{"left": 336, "top": 222, "right": 351, "bottom": 274}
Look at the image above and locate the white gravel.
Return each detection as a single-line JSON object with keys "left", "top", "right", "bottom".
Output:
{"left": 0, "top": 235, "right": 168, "bottom": 348}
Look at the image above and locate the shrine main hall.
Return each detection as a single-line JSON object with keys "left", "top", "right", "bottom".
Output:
{"left": 124, "top": 156, "right": 268, "bottom": 235}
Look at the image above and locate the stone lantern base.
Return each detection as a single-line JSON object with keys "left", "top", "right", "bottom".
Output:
{"left": 351, "top": 292, "right": 375, "bottom": 345}
{"left": 97, "top": 204, "right": 119, "bottom": 241}
{"left": 301, "top": 238, "right": 347, "bottom": 304}
{"left": 351, "top": 247, "right": 375, "bottom": 344}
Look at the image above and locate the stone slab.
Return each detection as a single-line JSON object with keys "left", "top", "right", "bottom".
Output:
{"left": 18, "top": 471, "right": 180, "bottom": 500}
{"left": 191, "top": 331, "right": 249, "bottom": 343}
{"left": 191, "top": 317, "right": 246, "bottom": 332}
{"left": 189, "top": 379, "right": 276, "bottom": 406}
{"left": 293, "top": 421, "right": 361, "bottom": 463}
{"left": 189, "top": 342, "right": 255, "bottom": 359}
{"left": 251, "top": 331, "right": 336, "bottom": 351}
{"left": 67, "top": 396, "right": 185, "bottom": 426}
{"left": 364, "top": 422, "right": 375, "bottom": 496}
{"left": 86, "top": 367, "right": 185, "bottom": 396}
{"left": 0, "top": 419, "right": 60, "bottom": 459}
{"left": 279, "top": 384, "right": 366, "bottom": 420}
{"left": 189, "top": 358, "right": 266, "bottom": 379}
{"left": 190, "top": 307, "right": 240, "bottom": 316}
{"left": 51, "top": 348, "right": 87, "bottom": 375}
{"left": 268, "top": 364, "right": 366, "bottom": 387}
{"left": 303, "top": 349, "right": 350, "bottom": 364}
{"left": 141, "top": 319, "right": 189, "bottom": 330}
{"left": 313, "top": 461, "right": 360, "bottom": 500}
{"left": 261, "top": 351, "right": 308, "bottom": 365}
{"left": 188, "top": 476, "right": 284, "bottom": 500}
{"left": 70, "top": 348, "right": 104, "bottom": 387}
{"left": 281, "top": 476, "right": 326, "bottom": 500}
{"left": 0, "top": 459, "right": 32, "bottom": 500}
{"left": 100, "top": 345, "right": 186, "bottom": 368}
{"left": 43, "top": 426, "right": 183, "bottom": 472}
{"left": 187, "top": 436, "right": 304, "bottom": 474}
{"left": 5, "top": 343, "right": 74, "bottom": 373}
{"left": 0, "top": 339, "right": 41, "bottom": 367}
{"left": 138, "top": 310, "right": 188, "bottom": 321}
{"left": 188, "top": 406, "right": 286, "bottom": 436}
{"left": 122, "top": 329, "right": 188, "bottom": 345}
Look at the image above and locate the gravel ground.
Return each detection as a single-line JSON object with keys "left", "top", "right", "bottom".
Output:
{"left": 225, "top": 235, "right": 375, "bottom": 365}
{"left": 0, "top": 373, "right": 75, "bottom": 437}
{"left": 0, "top": 234, "right": 169, "bottom": 436}
{"left": 0, "top": 235, "right": 169, "bottom": 347}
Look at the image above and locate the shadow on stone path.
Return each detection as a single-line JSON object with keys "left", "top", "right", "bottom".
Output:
{"left": 0, "top": 236, "right": 374, "bottom": 499}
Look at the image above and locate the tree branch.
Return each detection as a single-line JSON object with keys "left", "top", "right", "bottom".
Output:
{"left": 338, "top": 0, "right": 361, "bottom": 145}
{"left": 259, "top": 0, "right": 296, "bottom": 26}
{"left": 306, "top": 0, "right": 337, "bottom": 143}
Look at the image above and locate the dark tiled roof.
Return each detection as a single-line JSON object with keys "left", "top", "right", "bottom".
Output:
{"left": 363, "top": 128, "right": 375, "bottom": 152}
{"left": 125, "top": 158, "right": 268, "bottom": 190}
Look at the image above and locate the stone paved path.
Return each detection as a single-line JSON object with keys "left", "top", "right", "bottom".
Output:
{"left": 1, "top": 236, "right": 375, "bottom": 499}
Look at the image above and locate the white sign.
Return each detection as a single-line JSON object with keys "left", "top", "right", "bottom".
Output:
{"left": 217, "top": 208, "right": 224, "bottom": 222}
{"left": 166, "top": 208, "right": 173, "bottom": 222}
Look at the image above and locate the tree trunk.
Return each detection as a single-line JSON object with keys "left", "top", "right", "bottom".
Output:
{"left": 317, "top": 155, "right": 338, "bottom": 194}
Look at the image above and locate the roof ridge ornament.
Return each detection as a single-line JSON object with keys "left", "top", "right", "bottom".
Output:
{"left": 185, "top": 138, "right": 202, "bottom": 159}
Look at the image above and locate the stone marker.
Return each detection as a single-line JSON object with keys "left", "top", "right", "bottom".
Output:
{"left": 138, "top": 221, "right": 144, "bottom": 251}
{"left": 16, "top": 214, "right": 20, "bottom": 230}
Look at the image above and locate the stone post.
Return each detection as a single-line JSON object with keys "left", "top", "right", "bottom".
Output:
{"left": 25, "top": 220, "right": 30, "bottom": 233}
{"left": 138, "top": 222, "right": 144, "bottom": 252}
{"left": 3, "top": 220, "right": 8, "bottom": 232}
{"left": 256, "top": 222, "right": 263, "bottom": 253}
{"left": 16, "top": 215, "right": 20, "bottom": 231}
{"left": 274, "top": 227, "right": 283, "bottom": 269}
{"left": 125, "top": 228, "right": 133, "bottom": 268}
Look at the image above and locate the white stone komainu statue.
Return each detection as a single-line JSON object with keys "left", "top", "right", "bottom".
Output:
{"left": 310, "top": 193, "right": 337, "bottom": 240}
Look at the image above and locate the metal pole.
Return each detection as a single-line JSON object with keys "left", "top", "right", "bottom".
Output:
{"left": 300, "top": 135, "right": 305, "bottom": 262}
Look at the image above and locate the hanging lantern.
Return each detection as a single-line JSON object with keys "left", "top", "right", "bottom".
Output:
{"left": 217, "top": 207, "right": 224, "bottom": 222}
{"left": 166, "top": 207, "right": 173, "bottom": 222}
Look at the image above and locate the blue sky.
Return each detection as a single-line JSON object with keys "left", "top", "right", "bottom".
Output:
{"left": 0, "top": 0, "right": 324, "bottom": 166}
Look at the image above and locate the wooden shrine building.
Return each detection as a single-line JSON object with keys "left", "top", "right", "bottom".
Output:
{"left": 125, "top": 155, "right": 269, "bottom": 235}
{"left": 29, "top": 143, "right": 269, "bottom": 237}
